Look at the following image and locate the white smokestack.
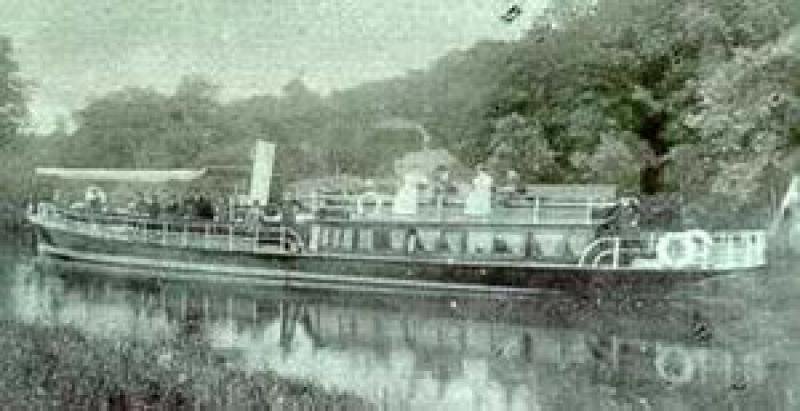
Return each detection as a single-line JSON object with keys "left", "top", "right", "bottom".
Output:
{"left": 249, "top": 140, "right": 276, "bottom": 206}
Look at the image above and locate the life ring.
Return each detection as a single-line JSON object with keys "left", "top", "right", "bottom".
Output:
{"left": 656, "top": 232, "right": 695, "bottom": 268}
{"left": 356, "top": 192, "right": 382, "bottom": 215}
{"left": 656, "top": 230, "right": 713, "bottom": 269}
{"left": 684, "top": 229, "right": 713, "bottom": 266}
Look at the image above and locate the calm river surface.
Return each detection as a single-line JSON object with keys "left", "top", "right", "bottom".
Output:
{"left": 1, "top": 242, "right": 799, "bottom": 410}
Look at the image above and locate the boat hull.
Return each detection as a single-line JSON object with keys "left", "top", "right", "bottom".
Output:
{"left": 31, "top": 221, "right": 755, "bottom": 295}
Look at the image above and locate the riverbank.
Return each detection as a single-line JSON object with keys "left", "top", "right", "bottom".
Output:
{"left": 0, "top": 319, "right": 374, "bottom": 409}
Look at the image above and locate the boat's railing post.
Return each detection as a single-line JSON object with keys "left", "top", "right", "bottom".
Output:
{"left": 254, "top": 225, "right": 259, "bottom": 252}
{"left": 726, "top": 233, "right": 734, "bottom": 268}
{"left": 750, "top": 231, "right": 758, "bottom": 266}
{"left": 533, "top": 197, "right": 540, "bottom": 224}
{"left": 162, "top": 221, "right": 168, "bottom": 246}
{"left": 756, "top": 231, "right": 766, "bottom": 265}
{"left": 204, "top": 223, "right": 210, "bottom": 248}
{"left": 742, "top": 231, "right": 751, "bottom": 266}
{"left": 182, "top": 223, "right": 188, "bottom": 248}
{"left": 311, "top": 191, "right": 320, "bottom": 214}
{"left": 612, "top": 237, "right": 620, "bottom": 268}
{"left": 586, "top": 198, "right": 594, "bottom": 224}
{"left": 280, "top": 225, "right": 286, "bottom": 252}
{"left": 754, "top": 231, "right": 763, "bottom": 265}
{"left": 228, "top": 223, "right": 233, "bottom": 252}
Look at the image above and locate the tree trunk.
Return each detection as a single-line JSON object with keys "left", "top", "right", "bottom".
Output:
{"left": 640, "top": 163, "right": 665, "bottom": 195}
{"left": 638, "top": 112, "right": 669, "bottom": 195}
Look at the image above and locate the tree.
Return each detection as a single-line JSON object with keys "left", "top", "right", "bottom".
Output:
{"left": 65, "top": 76, "right": 239, "bottom": 169}
{"left": 489, "top": 0, "right": 799, "bottom": 195}
{"left": 0, "top": 36, "right": 30, "bottom": 206}
{"left": 691, "top": 23, "right": 800, "bottom": 208}
{"left": 0, "top": 36, "right": 27, "bottom": 147}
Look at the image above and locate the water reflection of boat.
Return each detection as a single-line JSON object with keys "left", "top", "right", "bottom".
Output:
{"left": 27, "top": 140, "right": 768, "bottom": 293}
{"left": 9, "top": 267, "right": 772, "bottom": 410}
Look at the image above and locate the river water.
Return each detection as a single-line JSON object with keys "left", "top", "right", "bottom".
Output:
{"left": 1, "top": 243, "right": 798, "bottom": 410}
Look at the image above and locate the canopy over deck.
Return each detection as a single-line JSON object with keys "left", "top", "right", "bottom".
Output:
{"left": 35, "top": 168, "right": 207, "bottom": 183}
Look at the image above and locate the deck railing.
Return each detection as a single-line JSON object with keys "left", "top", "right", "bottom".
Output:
{"left": 33, "top": 203, "right": 305, "bottom": 254}
{"left": 299, "top": 192, "right": 616, "bottom": 225}
{"left": 32, "top": 203, "right": 768, "bottom": 269}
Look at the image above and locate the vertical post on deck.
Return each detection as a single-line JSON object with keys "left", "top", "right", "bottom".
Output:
{"left": 204, "top": 223, "right": 209, "bottom": 248}
{"left": 525, "top": 231, "right": 534, "bottom": 258}
{"left": 533, "top": 197, "right": 540, "bottom": 224}
{"left": 312, "top": 191, "right": 321, "bottom": 215}
{"left": 254, "top": 225, "right": 259, "bottom": 252}
{"left": 182, "top": 223, "right": 188, "bottom": 248}
{"left": 228, "top": 224, "right": 233, "bottom": 252}
{"left": 180, "top": 292, "right": 187, "bottom": 321}
{"left": 586, "top": 198, "right": 594, "bottom": 224}
{"left": 162, "top": 221, "right": 168, "bottom": 246}
{"left": 612, "top": 237, "right": 620, "bottom": 268}
{"left": 757, "top": 231, "right": 766, "bottom": 265}
{"left": 280, "top": 226, "right": 286, "bottom": 252}
{"left": 726, "top": 233, "right": 734, "bottom": 268}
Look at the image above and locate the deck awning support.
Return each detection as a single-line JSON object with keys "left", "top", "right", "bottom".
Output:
{"left": 35, "top": 168, "right": 207, "bottom": 183}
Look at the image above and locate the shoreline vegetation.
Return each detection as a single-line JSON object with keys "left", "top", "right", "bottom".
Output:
{"left": 0, "top": 319, "right": 374, "bottom": 409}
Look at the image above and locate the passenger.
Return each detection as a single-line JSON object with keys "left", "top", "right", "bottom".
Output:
{"left": 281, "top": 196, "right": 297, "bottom": 228}
{"left": 464, "top": 164, "right": 493, "bottom": 215}
{"left": 132, "top": 192, "right": 148, "bottom": 217}
{"left": 196, "top": 195, "right": 215, "bottom": 220}
{"left": 164, "top": 194, "right": 180, "bottom": 219}
{"left": 505, "top": 169, "right": 521, "bottom": 194}
{"left": 181, "top": 194, "right": 196, "bottom": 218}
{"left": 245, "top": 201, "right": 264, "bottom": 227}
{"left": 433, "top": 165, "right": 452, "bottom": 207}
{"left": 614, "top": 197, "right": 642, "bottom": 250}
{"left": 213, "top": 202, "right": 225, "bottom": 222}
{"left": 85, "top": 186, "right": 106, "bottom": 213}
{"left": 148, "top": 194, "right": 161, "bottom": 219}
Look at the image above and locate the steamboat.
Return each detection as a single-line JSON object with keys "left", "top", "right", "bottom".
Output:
{"left": 27, "top": 140, "right": 769, "bottom": 294}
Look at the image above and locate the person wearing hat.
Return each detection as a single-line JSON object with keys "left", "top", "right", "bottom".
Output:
{"left": 465, "top": 163, "right": 493, "bottom": 216}
{"left": 85, "top": 185, "right": 107, "bottom": 213}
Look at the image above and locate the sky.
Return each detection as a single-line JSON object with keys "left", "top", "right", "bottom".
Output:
{"left": 0, "top": 0, "right": 545, "bottom": 133}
